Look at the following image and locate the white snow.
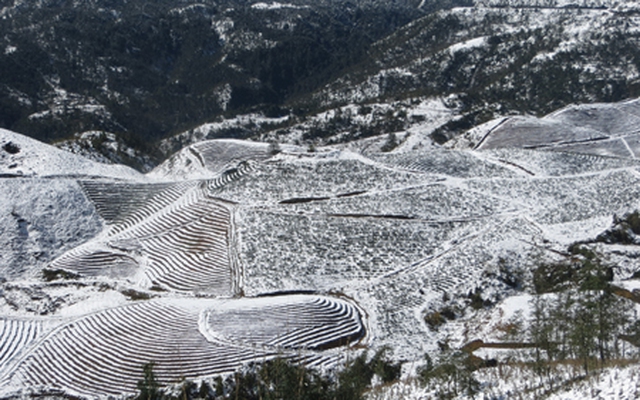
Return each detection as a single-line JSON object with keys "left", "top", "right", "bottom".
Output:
{"left": 547, "top": 366, "right": 640, "bottom": 400}
{"left": 3, "top": 92, "right": 640, "bottom": 397}
{"left": 448, "top": 36, "right": 488, "bottom": 54}
{"left": 616, "top": 280, "right": 640, "bottom": 292}
{"left": 0, "top": 129, "right": 143, "bottom": 180}
{"left": 251, "top": 2, "right": 308, "bottom": 10}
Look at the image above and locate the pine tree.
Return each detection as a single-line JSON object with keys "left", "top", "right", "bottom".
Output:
{"left": 135, "top": 363, "right": 164, "bottom": 400}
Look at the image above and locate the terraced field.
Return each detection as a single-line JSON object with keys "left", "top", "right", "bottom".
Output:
{"left": 1, "top": 296, "right": 362, "bottom": 397}
{"left": 3, "top": 120, "right": 640, "bottom": 398}
{"left": 0, "top": 320, "right": 42, "bottom": 371}
{"left": 475, "top": 98, "right": 640, "bottom": 158}
{"left": 150, "top": 139, "right": 273, "bottom": 180}
{"left": 199, "top": 295, "right": 365, "bottom": 351}
{"left": 50, "top": 182, "right": 239, "bottom": 294}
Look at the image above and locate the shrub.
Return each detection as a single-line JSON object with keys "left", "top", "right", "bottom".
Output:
{"left": 2, "top": 141, "right": 20, "bottom": 154}
{"left": 533, "top": 261, "right": 579, "bottom": 294}
{"left": 267, "top": 140, "right": 281, "bottom": 155}
{"left": 121, "top": 289, "right": 152, "bottom": 301}
{"left": 380, "top": 133, "right": 399, "bottom": 152}
{"left": 418, "top": 351, "right": 480, "bottom": 399}
{"left": 42, "top": 268, "right": 80, "bottom": 282}
{"left": 334, "top": 348, "right": 401, "bottom": 400}
{"left": 595, "top": 211, "right": 640, "bottom": 244}
{"left": 425, "top": 307, "right": 457, "bottom": 331}
{"left": 424, "top": 311, "right": 446, "bottom": 330}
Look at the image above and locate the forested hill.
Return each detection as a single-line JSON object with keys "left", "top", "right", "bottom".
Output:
{"left": 0, "top": 0, "right": 427, "bottom": 147}
{"left": 1, "top": 0, "right": 639, "bottom": 169}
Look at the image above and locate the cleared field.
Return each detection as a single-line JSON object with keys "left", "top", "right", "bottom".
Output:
{"left": 2, "top": 295, "right": 363, "bottom": 397}
{"left": 370, "top": 149, "right": 517, "bottom": 178}
{"left": 484, "top": 148, "right": 640, "bottom": 177}
{"left": 211, "top": 156, "right": 432, "bottom": 205}
{"left": 238, "top": 209, "right": 468, "bottom": 295}
{"left": 465, "top": 169, "right": 640, "bottom": 225}
{"left": 282, "top": 184, "right": 516, "bottom": 221}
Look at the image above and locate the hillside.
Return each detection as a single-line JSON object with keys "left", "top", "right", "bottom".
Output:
{"left": 0, "top": 0, "right": 426, "bottom": 157}
{"left": 1, "top": 0, "right": 640, "bottom": 169}
{"left": 2, "top": 97, "right": 640, "bottom": 398}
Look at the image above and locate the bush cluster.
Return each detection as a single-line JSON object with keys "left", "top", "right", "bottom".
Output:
{"left": 132, "top": 349, "right": 401, "bottom": 400}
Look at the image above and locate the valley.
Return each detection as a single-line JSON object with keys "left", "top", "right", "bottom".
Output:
{"left": 1, "top": 0, "right": 640, "bottom": 397}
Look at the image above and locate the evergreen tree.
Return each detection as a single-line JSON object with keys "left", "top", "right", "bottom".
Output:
{"left": 135, "top": 363, "right": 164, "bottom": 400}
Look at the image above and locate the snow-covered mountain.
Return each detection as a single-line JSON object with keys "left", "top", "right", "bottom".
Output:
{"left": 2, "top": 97, "right": 640, "bottom": 398}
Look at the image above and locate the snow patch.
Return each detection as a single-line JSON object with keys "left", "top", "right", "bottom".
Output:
{"left": 251, "top": 2, "right": 308, "bottom": 10}
{"left": 0, "top": 128, "right": 143, "bottom": 180}
{"left": 448, "top": 36, "right": 487, "bottom": 54}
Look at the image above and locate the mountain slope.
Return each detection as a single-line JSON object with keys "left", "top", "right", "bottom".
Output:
{"left": 2, "top": 96, "right": 640, "bottom": 397}
{"left": 2, "top": 0, "right": 640, "bottom": 168}
{"left": 0, "top": 0, "right": 426, "bottom": 152}
{"left": 301, "top": 0, "right": 640, "bottom": 143}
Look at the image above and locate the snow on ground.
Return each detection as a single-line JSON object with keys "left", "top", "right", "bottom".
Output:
{"left": 615, "top": 280, "right": 640, "bottom": 292}
{"left": 0, "top": 179, "right": 103, "bottom": 280}
{"left": 3, "top": 93, "right": 640, "bottom": 398}
{"left": 546, "top": 366, "right": 640, "bottom": 400}
{"left": 158, "top": 113, "right": 291, "bottom": 154}
{"left": 251, "top": 2, "right": 309, "bottom": 10}
{"left": 369, "top": 359, "right": 640, "bottom": 399}
{"left": 540, "top": 216, "right": 614, "bottom": 245}
{"left": 447, "top": 36, "right": 487, "bottom": 54}
{"left": 0, "top": 129, "right": 143, "bottom": 180}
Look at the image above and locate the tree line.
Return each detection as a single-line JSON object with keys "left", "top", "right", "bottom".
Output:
{"left": 133, "top": 349, "right": 401, "bottom": 400}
